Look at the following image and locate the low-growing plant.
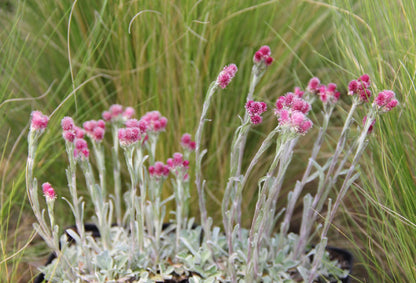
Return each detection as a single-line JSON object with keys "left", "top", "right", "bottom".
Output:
{"left": 27, "top": 46, "right": 398, "bottom": 282}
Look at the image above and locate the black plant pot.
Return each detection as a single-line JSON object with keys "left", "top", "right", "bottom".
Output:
{"left": 323, "top": 246, "right": 353, "bottom": 283}
{"left": 33, "top": 223, "right": 199, "bottom": 283}
{"left": 34, "top": 224, "right": 352, "bottom": 283}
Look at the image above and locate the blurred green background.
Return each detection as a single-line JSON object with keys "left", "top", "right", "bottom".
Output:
{"left": 1, "top": 0, "right": 415, "bottom": 282}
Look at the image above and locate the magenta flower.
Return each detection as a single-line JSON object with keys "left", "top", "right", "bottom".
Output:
{"left": 140, "top": 111, "right": 167, "bottom": 133}
{"left": 126, "top": 119, "right": 148, "bottom": 133}
{"left": 245, "top": 100, "right": 267, "bottom": 125}
{"left": 63, "top": 130, "right": 76, "bottom": 142}
{"left": 61, "top": 117, "right": 74, "bottom": 131}
{"left": 109, "top": 104, "right": 123, "bottom": 117}
{"left": 42, "top": 182, "right": 57, "bottom": 200}
{"left": 348, "top": 74, "right": 372, "bottom": 103}
{"left": 275, "top": 93, "right": 311, "bottom": 115}
{"left": 307, "top": 77, "right": 321, "bottom": 94}
{"left": 74, "top": 138, "right": 89, "bottom": 159}
{"left": 318, "top": 83, "right": 340, "bottom": 104}
{"left": 118, "top": 127, "right": 141, "bottom": 147}
{"left": 30, "top": 111, "right": 49, "bottom": 131}
{"left": 274, "top": 94, "right": 313, "bottom": 135}
{"left": 217, "top": 64, "right": 238, "bottom": 89}
{"left": 374, "top": 90, "right": 399, "bottom": 112}
{"left": 123, "top": 107, "right": 135, "bottom": 119}
{"left": 102, "top": 111, "right": 112, "bottom": 121}
{"left": 180, "top": 133, "right": 196, "bottom": 152}
{"left": 149, "top": 161, "right": 170, "bottom": 179}
{"left": 83, "top": 120, "right": 106, "bottom": 142}
{"left": 253, "top": 45, "right": 274, "bottom": 66}
{"left": 167, "top": 152, "right": 189, "bottom": 181}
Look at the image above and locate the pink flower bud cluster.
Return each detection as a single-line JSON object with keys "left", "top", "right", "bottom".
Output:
{"left": 363, "top": 116, "right": 376, "bottom": 134}
{"left": 217, "top": 64, "right": 238, "bottom": 89}
{"left": 318, "top": 83, "right": 340, "bottom": 104}
{"left": 348, "top": 74, "right": 371, "bottom": 103}
{"left": 275, "top": 93, "right": 313, "bottom": 135}
{"left": 61, "top": 117, "right": 85, "bottom": 143}
{"left": 118, "top": 127, "right": 141, "bottom": 147}
{"left": 74, "top": 138, "right": 89, "bottom": 159}
{"left": 149, "top": 161, "right": 170, "bottom": 179}
{"left": 30, "top": 111, "right": 49, "bottom": 131}
{"left": 42, "top": 182, "right": 57, "bottom": 200}
{"left": 245, "top": 100, "right": 267, "bottom": 125}
{"left": 374, "top": 90, "right": 399, "bottom": 113}
{"left": 180, "top": 133, "right": 196, "bottom": 152}
{"left": 83, "top": 120, "right": 106, "bottom": 142}
{"left": 102, "top": 104, "right": 135, "bottom": 122}
{"left": 140, "top": 111, "right": 168, "bottom": 134}
{"left": 167, "top": 153, "right": 189, "bottom": 181}
{"left": 253, "top": 45, "right": 274, "bottom": 66}
{"left": 307, "top": 77, "right": 321, "bottom": 94}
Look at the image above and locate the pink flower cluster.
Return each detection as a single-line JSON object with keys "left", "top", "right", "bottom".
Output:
{"left": 118, "top": 127, "right": 141, "bottom": 147}
{"left": 245, "top": 100, "right": 267, "bottom": 125}
{"left": 167, "top": 153, "right": 189, "bottom": 181}
{"left": 253, "top": 45, "right": 274, "bottom": 66}
{"left": 307, "top": 77, "right": 321, "bottom": 94}
{"left": 217, "top": 64, "right": 238, "bottom": 89}
{"left": 180, "top": 133, "right": 196, "bottom": 152}
{"left": 42, "top": 182, "right": 56, "bottom": 200}
{"left": 374, "top": 90, "right": 399, "bottom": 112}
{"left": 318, "top": 83, "right": 340, "bottom": 104}
{"left": 149, "top": 161, "right": 170, "bottom": 179}
{"left": 140, "top": 111, "right": 168, "bottom": 134}
{"left": 348, "top": 74, "right": 371, "bottom": 102}
{"left": 61, "top": 117, "right": 85, "bottom": 142}
{"left": 102, "top": 104, "right": 135, "bottom": 122}
{"left": 83, "top": 120, "right": 106, "bottom": 142}
{"left": 74, "top": 138, "right": 90, "bottom": 159}
{"left": 275, "top": 93, "right": 313, "bottom": 135}
{"left": 30, "top": 111, "right": 49, "bottom": 131}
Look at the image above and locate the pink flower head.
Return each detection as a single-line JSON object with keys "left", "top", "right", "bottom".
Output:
{"left": 110, "top": 104, "right": 123, "bottom": 117}
{"left": 181, "top": 133, "right": 196, "bottom": 152}
{"left": 374, "top": 90, "right": 399, "bottom": 112}
{"left": 97, "top": 120, "right": 106, "bottom": 129}
{"left": 118, "top": 127, "right": 140, "bottom": 147}
{"left": 74, "top": 138, "right": 89, "bottom": 159}
{"left": 217, "top": 64, "right": 238, "bottom": 89}
{"left": 167, "top": 152, "right": 189, "bottom": 181}
{"left": 294, "top": 87, "right": 305, "bottom": 98}
{"left": 245, "top": 100, "right": 267, "bottom": 125}
{"left": 83, "top": 120, "right": 106, "bottom": 142}
{"left": 275, "top": 93, "right": 311, "bottom": 115}
{"left": 61, "top": 117, "right": 74, "bottom": 131}
{"left": 102, "top": 111, "right": 112, "bottom": 121}
{"left": 140, "top": 111, "right": 167, "bottom": 133}
{"left": 93, "top": 127, "right": 105, "bottom": 142}
{"left": 318, "top": 83, "right": 340, "bottom": 104}
{"left": 30, "top": 111, "right": 49, "bottom": 131}
{"left": 83, "top": 120, "right": 98, "bottom": 133}
{"left": 42, "top": 182, "right": 56, "bottom": 200}
{"left": 63, "top": 130, "right": 76, "bottom": 142}
{"left": 307, "top": 77, "right": 321, "bottom": 93}
{"left": 289, "top": 111, "right": 313, "bottom": 135}
{"left": 348, "top": 74, "right": 372, "bottom": 103}
{"left": 149, "top": 161, "right": 170, "bottom": 179}
{"left": 253, "top": 45, "right": 274, "bottom": 66}
{"left": 363, "top": 116, "right": 376, "bottom": 133}
{"left": 74, "top": 126, "right": 85, "bottom": 139}
{"left": 123, "top": 107, "right": 135, "bottom": 119}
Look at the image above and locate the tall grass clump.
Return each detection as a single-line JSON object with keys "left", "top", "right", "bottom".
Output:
{"left": 0, "top": 1, "right": 341, "bottom": 281}
{"left": 322, "top": 0, "right": 416, "bottom": 281}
